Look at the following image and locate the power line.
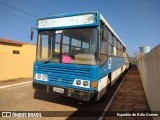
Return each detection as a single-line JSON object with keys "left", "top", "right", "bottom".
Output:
{"left": 0, "top": 9, "right": 35, "bottom": 23}
{"left": 0, "top": 1, "right": 38, "bottom": 18}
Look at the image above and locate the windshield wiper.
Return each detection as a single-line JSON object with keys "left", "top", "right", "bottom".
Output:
{"left": 43, "top": 57, "right": 54, "bottom": 64}
{"left": 43, "top": 53, "right": 59, "bottom": 64}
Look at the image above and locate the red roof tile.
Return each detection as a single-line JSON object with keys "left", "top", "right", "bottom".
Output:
{"left": 0, "top": 38, "right": 24, "bottom": 45}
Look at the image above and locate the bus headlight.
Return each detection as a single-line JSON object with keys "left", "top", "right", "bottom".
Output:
{"left": 35, "top": 74, "right": 48, "bottom": 81}
{"left": 73, "top": 79, "right": 90, "bottom": 88}
{"left": 42, "top": 75, "right": 47, "bottom": 80}
{"left": 83, "top": 81, "right": 89, "bottom": 86}
{"left": 76, "top": 80, "right": 81, "bottom": 85}
{"left": 37, "top": 74, "right": 41, "bottom": 79}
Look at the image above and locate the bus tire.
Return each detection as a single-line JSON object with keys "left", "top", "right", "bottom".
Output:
{"left": 34, "top": 90, "right": 40, "bottom": 99}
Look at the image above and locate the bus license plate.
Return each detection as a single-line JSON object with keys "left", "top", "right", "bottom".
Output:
{"left": 53, "top": 87, "right": 64, "bottom": 93}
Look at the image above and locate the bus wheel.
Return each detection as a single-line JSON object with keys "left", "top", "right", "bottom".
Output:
{"left": 34, "top": 90, "right": 40, "bottom": 99}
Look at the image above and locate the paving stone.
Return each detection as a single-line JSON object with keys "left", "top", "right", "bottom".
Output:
{"left": 133, "top": 103, "right": 148, "bottom": 110}
{"left": 124, "top": 102, "right": 133, "bottom": 107}
{"left": 105, "top": 69, "right": 152, "bottom": 120}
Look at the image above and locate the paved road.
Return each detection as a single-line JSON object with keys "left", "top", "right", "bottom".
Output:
{"left": 0, "top": 78, "right": 122, "bottom": 120}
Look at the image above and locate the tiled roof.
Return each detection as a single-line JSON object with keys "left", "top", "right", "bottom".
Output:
{"left": 0, "top": 38, "right": 24, "bottom": 45}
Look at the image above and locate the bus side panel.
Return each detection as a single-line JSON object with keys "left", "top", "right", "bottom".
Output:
{"left": 97, "top": 75, "right": 108, "bottom": 100}
{"left": 97, "top": 57, "right": 125, "bottom": 100}
{"left": 99, "top": 57, "right": 125, "bottom": 79}
{"left": 111, "top": 64, "right": 126, "bottom": 84}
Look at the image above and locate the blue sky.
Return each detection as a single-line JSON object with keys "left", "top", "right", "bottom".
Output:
{"left": 0, "top": 0, "right": 159, "bottom": 57}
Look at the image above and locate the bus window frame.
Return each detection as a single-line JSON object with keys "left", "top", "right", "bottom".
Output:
{"left": 100, "top": 20, "right": 126, "bottom": 67}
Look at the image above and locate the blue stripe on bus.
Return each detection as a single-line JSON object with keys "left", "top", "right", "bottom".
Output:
{"left": 99, "top": 57, "right": 125, "bottom": 79}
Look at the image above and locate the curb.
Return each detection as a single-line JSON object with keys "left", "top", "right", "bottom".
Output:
{"left": 0, "top": 81, "right": 32, "bottom": 89}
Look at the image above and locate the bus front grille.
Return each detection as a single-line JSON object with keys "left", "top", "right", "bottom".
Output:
{"left": 36, "top": 64, "right": 91, "bottom": 86}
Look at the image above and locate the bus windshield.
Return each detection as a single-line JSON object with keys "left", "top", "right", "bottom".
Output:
{"left": 36, "top": 28, "right": 98, "bottom": 65}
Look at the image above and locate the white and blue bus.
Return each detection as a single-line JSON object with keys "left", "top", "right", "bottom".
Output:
{"left": 32, "top": 11, "right": 128, "bottom": 101}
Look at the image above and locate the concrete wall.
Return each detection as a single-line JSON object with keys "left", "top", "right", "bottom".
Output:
{"left": 138, "top": 44, "right": 160, "bottom": 120}
{"left": 0, "top": 43, "right": 36, "bottom": 81}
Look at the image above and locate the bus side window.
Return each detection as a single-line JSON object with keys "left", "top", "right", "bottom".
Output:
{"left": 100, "top": 29, "right": 108, "bottom": 66}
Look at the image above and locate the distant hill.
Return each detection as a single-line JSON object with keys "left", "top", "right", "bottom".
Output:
{"left": 129, "top": 57, "right": 136, "bottom": 64}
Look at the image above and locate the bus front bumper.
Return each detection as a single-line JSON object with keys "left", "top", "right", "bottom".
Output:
{"left": 33, "top": 82, "right": 97, "bottom": 101}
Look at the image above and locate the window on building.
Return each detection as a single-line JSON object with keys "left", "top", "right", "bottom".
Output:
{"left": 13, "top": 50, "right": 20, "bottom": 54}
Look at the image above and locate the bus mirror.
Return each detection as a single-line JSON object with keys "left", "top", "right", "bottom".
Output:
{"left": 30, "top": 27, "right": 35, "bottom": 41}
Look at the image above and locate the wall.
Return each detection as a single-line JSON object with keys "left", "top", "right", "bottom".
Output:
{"left": 138, "top": 44, "right": 160, "bottom": 120}
{"left": 0, "top": 43, "right": 36, "bottom": 81}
